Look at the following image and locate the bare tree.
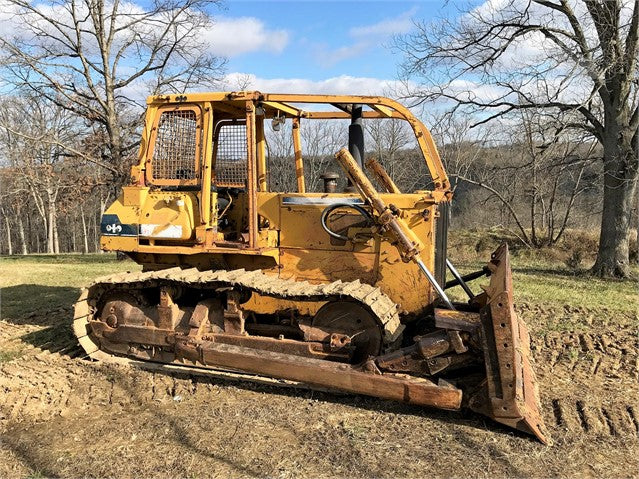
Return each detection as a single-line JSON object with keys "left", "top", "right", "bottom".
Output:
{"left": 0, "top": 0, "right": 226, "bottom": 181}
{"left": 0, "top": 96, "right": 85, "bottom": 253}
{"left": 454, "top": 112, "right": 596, "bottom": 247}
{"left": 366, "top": 118, "right": 412, "bottom": 186}
{"left": 429, "top": 115, "right": 488, "bottom": 194}
{"left": 397, "top": 0, "right": 639, "bottom": 277}
{"left": 266, "top": 121, "right": 297, "bottom": 192}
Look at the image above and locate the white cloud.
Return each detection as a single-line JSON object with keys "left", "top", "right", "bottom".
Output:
{"left": 313, "top": 8, "right": 418, "bottom": 69}
{"left": 221, "top": 72, "right": 409, "bottom": 96}
{"left": 349, "top": 7, "right": 417, "bottom": 38}
{"left": 313, "top": 42, "right": 369, "bottom": 68}
{"left": 0, "top": 1, "right": 289, "bottom": 60}
{"left": 203, "top": 16, "right": 289, "bottom": 57}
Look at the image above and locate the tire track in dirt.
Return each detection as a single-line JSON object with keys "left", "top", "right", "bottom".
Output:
{"left": 2, "top": 311, "right": 637, "bottom": 444}
{"left": 548, "top": 397, "right": 639, "bottom": 438}
{"left": 528, "top": 323, "right": 638, "bottom": 442}
{"left": 531, "top": 330, "right": 638, "bottom": 379}
{"left": 0, "top": 353, "right": 210, "bottom": 425}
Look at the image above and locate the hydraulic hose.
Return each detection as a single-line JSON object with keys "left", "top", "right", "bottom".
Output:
{"left": 320, "top": 203, "right": 373, "bottom": 242}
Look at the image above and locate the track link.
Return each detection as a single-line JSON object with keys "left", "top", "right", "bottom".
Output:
{"left": 73, "top": 267, "right": 404, "bottom": 364}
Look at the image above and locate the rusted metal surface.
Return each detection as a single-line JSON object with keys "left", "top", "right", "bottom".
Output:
{"left": 223, "top": 290, "right": 245, "bottom": 335}
{"left": 434, "top": 308, "right": 482, "bottom": 332}
{"left": 468, "top": 244, "right": 551, "bottom": 445}
{"left": 365, "top": 157, "right": 400, "bottom": 194}
{"left": 303, "top": 301, "right": 382, "bottom": 362}
{"left": 77, "top": 267, "right": 404, "bottom": 344}
{"left": 157, "top": 286, "right": 177, "bottom": 329}
{"left": 74, "top": 252, "right": 548, "bottom": 443}
{"left": 319, "top": 172, "right": 339, "bottom": 193}
{"left": 204, "top": 333, "right": 350, "bottom": 361}
{"left": 375, "top": 329, "right": 477, "bottom": 375}
{"left": 174, "top": 339, "right": 463, "bottom": 410}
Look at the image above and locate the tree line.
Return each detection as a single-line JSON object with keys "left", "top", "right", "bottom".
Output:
{"left": 0, "top": 0, "right": 636, "bottom": 278}
{"left": 0, "top": 102, "right": 608, "bottom": 257}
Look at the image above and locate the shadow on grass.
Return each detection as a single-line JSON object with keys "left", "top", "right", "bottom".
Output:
{"left": 1, "top": 284, "right": 79, "bottom": 356}
{"left": 1, "top": 284, "right": 78, "bottom": 324}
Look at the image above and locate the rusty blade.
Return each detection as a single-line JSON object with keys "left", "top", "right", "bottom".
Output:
{"left": 472, "top": 244, "right": 551, "bottom": 445}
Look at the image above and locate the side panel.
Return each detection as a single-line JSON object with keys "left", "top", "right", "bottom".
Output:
{"left": 139, "top": 192, "right": 200, "bottom": 241}
{"left": 276, "top": 192, "right": 436, "bottom": 315}
{"left": 279, "top": 249, "right": 378, "bottom": 284}
{"left": 101, "top": 187, "right": 201, "bottom": 250}
{"left": 277, "top": 193, "right": 379, "bottom": 285}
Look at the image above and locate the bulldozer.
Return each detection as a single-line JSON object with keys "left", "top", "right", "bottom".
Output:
{"left": 73, "top": 91, "right": 549, "bottom": 444}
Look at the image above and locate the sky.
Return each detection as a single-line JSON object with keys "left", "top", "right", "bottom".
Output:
{"left": 1, "top": 0, "right": 599, "bottom": 109}
{"left": 209, "top": 1, "right": 451, "bottom": 94}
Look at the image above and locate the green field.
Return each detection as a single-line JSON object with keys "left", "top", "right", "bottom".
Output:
{"left": 0, "top": 254, "right": 141, "bottom": 322}
{"left": 445, "top": 257, "right": 638, "bottom": 312}
{"left": 1, "top": 249, "right": 636, "bottom": 335}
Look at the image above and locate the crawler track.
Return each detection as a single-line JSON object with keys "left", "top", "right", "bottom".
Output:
{"left": 73, "top": 267, "right": 404, "bottom": 367}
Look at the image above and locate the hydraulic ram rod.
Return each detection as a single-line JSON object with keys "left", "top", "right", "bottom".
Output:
{"left": 445, "top": 259, "right": 474, "bottom": 300}
{"left": 416, "top": 259, "right": 455, "bottom": 310}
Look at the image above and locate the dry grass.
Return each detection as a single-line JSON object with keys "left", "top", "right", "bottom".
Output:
{"left": 446, "top": 229, "right": 639, "bottom": 317}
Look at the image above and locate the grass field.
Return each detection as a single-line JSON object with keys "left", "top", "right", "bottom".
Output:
{"left": 0, "top": 250, "right": 636, "bottom": 365}
{"left": 0, "top": 247, "right": 637, "bottom": 478}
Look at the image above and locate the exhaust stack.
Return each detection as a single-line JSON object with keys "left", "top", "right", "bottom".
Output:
{"left": 345, "top": 104, "right": 364, "bottom": 192}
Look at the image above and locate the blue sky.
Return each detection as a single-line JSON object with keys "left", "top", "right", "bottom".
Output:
{"left": 0, "top": 0, "right": 467, "bottom": 97}
{"left": 209, "top": 1, "right": 452, "bottom": 92}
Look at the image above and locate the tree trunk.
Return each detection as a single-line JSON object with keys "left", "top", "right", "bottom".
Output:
{"left": 4, "top": 214, "right": 12, "bottom": 255}
{"left": 81, "top": 205, "right": 89, "bottom": 254}
{"left": 17, "top": 215, "right": 27, "bottom": 254}
{"left": 591, "top": 143, "right": 638, "bottom": 277}
{"left": 93, "top": 213, "right": 100, "bottom": 252}
{"left": 53, "top": 205, "right": 60, "bottom": 254}
{"left": 71, "top": 214, "right": 77, "bottom": 253}
{"left": 47, "top": 203, "right": 55, "bottom": 253}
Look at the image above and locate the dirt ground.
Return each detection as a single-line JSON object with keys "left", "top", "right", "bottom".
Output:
{"left": 1, "top": 285, "right": 638, "bottom": 477}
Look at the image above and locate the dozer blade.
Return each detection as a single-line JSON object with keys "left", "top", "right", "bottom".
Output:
{"left": 468, "top": 244, "right": 551, "bottom": 445}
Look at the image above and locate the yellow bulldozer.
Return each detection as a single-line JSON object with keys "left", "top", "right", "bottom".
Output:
{"left": 73, "top": 91, "right": 549, "bottom": 444}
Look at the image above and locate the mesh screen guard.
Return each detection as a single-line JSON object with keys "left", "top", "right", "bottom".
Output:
{"left": 150, "top": 109, "right": 200, "bottom": 183}
{"left": 215, "top": 123, "right": 248, "bottom": 188}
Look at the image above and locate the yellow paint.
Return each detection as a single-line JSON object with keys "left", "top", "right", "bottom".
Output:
{"left": 122, "top": 186, "right": 149, "bottom": 207}
{"left": 102, "top": 92, "right": 452, "bottom": 317}
{"left": 292, "top": 118, "right": 305, "bottom": 193}
{"left": 200, "top": 102, "right": 214, "bottom": 227}
{"left": 138, "top": 192, "right": 199, "bottom": 240}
